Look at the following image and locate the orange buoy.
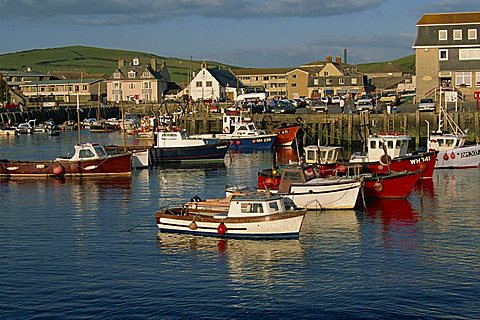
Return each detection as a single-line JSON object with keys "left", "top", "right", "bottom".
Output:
{"left": 236, "top": 140, "right": 241, "bottom": 145}
{"left": 418, "top": 163, "right": 427, "bottom": 172}
{"left": 450, "top": 152, "right": 456, "bottom": 159}
{"left": 264, "top": 178, "right": 273, "bottom": 187}
{"left": 189, "top": 221, "right": 197, "bottom": 230}
{"left": 217, "top": 222, "right": 227, "bottom": 235}
{"left": 443, "top": 153, "right": 449, "bottom": 161}
{"left": 53, "top": 164, "right": 65, "bottom": 177}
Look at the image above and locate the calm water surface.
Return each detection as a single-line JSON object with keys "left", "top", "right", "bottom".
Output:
{"left": 0, "top": 131, "right": 479, "bottom": 319}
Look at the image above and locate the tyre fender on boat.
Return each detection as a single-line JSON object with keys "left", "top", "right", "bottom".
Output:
{"left": 379, "top": 154, "right": 392, "bottom": 166}
{"left": 374, "top": 181, "right": 383, "bottom": 192}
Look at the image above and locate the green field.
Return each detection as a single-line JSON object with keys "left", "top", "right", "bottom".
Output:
{"left": 0, "top": 45, "right": 235, "bottom": 84}
{"left": 0, "top": 45, "right": 415, "bottom": 84}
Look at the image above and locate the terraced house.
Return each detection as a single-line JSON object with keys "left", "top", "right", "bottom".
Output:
{"left": 414, "top": 11, "right": 480, "bottom": 101}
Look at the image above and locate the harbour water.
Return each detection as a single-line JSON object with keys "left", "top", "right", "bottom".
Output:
{"left": 1, "top": 131, "right": 479, "bottom": 319}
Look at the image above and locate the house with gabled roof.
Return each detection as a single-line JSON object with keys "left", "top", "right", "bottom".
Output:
{"left": 413, "top": 11, "right": 480, "bottom": 101}
{"left": 189, "top": 62, "right": 244, "bottom": 101}
{"left": 106, "top": 57, "right": 168, "bottom": 103}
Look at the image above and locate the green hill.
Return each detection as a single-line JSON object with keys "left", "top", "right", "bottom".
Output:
{"left": 357, "top": 54, "right": 415, "bottom": 74}
{"left": 0, "top": 45, "right": 236, "bottom": 84}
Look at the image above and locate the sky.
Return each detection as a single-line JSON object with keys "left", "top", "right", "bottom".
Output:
{"left": 0, "top": 0, "right": 479, "bottom": 68}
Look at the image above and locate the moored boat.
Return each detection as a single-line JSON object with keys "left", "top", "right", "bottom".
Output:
{"left": 155, "top": 193, "right": 306, "bottom": 239}
{"left": 361, "top": 170, "right": 421, "bottom": 199}
{"left": 272, "top": 124, "right": 300, "bottom": 146}
{"left": 150, "top": 128, "right": 229, "bottom": 163}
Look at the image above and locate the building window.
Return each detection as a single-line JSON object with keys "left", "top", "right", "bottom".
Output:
{"left": 128, "top": 70, "right": 136, "bottom": 78}
{"left": 142, "top": 71, "right": 150, "bottom": 78}
{"left": 292, "top": 74, "right": 297, "bottom": 79}
{"left": 143, "top": 81, "right": 151, "bottom": 89}
{"left": 468, "top": 29, "right": 477, "bottom": 40}
{"left": 351, "top": 78, "right": 357, "bottom": 85}
{"left": 339, "top": 78, "right": 344, "bottom": 85}
{"left": 128, "top": 83, "right": 135, "bottom": 90}
{"left": 323, "top": 71, "right": 329, "bottom": 76}
{"left": 196, "top": 81, "right": 202, "bottom": 87}
{"left": 291, "top": 83, "right": 297, "bottom": 87}
{"left": 439, "top": 49, "right": 448, "bottom": 61}
{"left": 455, "top": 71, "right": 472, "bottom": 87}
{"left": 113, "top": 72, "right": 121, "bottom": 79}
{"left": 453, "top": 29, "right": 462, "bottom": 40}
{"left": 206, "top": 81, "right": 212, "bottom": 87}
{"left": 326, "top": 79, "right": 332, "bottom": 85}
{"left": 476, "top": 72, "right": 480, "bottom": 87}
{"left": 459, "top": 49, "right": 480, "bottom": 60}
{"left": 263, "top": 76, "right": 269, "bottom": 81}
{"left": 313, "top": 79, "right": 319, "bottom": 85}
{"left": 439, "top": 30, "right": 447, "bottom": 41}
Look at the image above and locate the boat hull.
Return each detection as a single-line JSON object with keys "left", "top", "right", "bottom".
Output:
{"left": 280, "top": 179, "right": 361, "bottom": 210}
{"left": 435, "top": 145, "right": 480, "bottom": 168}
{"left": 155, "top": 210, "right": 305, "bottom": 239}
{"left": 366, "top": 151, "right": 436, "bottom": 178}
{"left": 0, "top": 160, "right": 64, "bottom": 177}
{"left": 272, "top": 125, "right": 300, "bottom": 146}
{"left": 150, "top": 143, "right": 228, "bottom": 163}
{"left": 57, "top": 153, "right": 133, "bottom": 176}
{"left": 362, "top": 171, "right": 421, "bottom": 199}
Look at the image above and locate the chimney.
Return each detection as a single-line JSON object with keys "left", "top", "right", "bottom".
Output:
{"left": 335, "top": 55, "right": 342, "bottom": 64}
{"left": 118, "top": 58, "right": 125, "bottom": 68}
{"left": 201, "top": 61, "right": 207, "bottom": 69}
{"left": 326, "top": 55, "right": 332, "bottom": 63}
{"left": 344, "top": 49, "right": 348, "bottom": 64}
{"left": 151, "top": 58, "right": 157, "bottom": 71}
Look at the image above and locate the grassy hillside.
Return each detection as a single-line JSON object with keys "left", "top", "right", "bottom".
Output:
{"left": 357, "top": 54, "right": 415, "bottom": 74}
{"left": 0, "top": 45, "right": 236, "bottom": 84}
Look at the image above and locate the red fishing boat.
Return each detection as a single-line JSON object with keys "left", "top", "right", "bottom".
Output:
{"left": 0, "top": 143, "right": 132, "bottom": 178}
{"left": 349, "top": 132, "right": 436, "bottom": 179}
{"left": 272, "top": 125, "right": 300, "bottom": 146}
{"left": 361, "top": 170, "right": 421, "bottom": 199}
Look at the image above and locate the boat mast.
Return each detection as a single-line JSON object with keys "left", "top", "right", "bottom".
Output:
{"left": 76, "top": 93, "right": 81, "bottom": 143}
{"left": 121, "top": 95, "right": 126, "bottom": 151}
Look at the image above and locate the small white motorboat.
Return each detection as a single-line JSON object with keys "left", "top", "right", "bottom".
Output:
{"left": 155, "top": 193, "right": 305, "bottom": 239}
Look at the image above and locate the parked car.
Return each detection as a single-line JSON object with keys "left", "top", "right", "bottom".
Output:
{"left": 417, "top": 98, "right": 436, "bottom": 112}
{"left": 379, "top": 91, "right": 398, "bottom": 105}
{"left": 356, "top": 100, "right": 374, "bottom": 112}
{"left": 320, "top": 97, "right": 330, "bottom": 104}
{"left": 270, "top": 100, "right": 296, "bottom": 114}
{"left": 330, "top": 96, "right": 342, "bottom": 104}
{"left": 308, "top": 99, "right": 328, "bottom": 113}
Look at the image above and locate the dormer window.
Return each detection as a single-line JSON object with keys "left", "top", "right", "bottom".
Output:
{"left": 142, "top": 71, "right": 150, "bottom": 78}
{"left": 132, "top": 58, "right": 140, "bottom": 66}
{"left": 128, "top": 70, "right": 136, "bottom": 79}
{"left": 113, "top": 72, "right": 121, "bottom": 79}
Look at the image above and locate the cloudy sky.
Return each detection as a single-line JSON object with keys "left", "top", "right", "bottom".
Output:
{"left": 0, "top": 0, "right": 479, "bottom": 67}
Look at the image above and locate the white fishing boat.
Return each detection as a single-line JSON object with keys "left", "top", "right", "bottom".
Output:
{"left": 155, "top": 193, "right": 305, "bottom": 239}
{"left": 427, "top": 106, "right": 480, "bottom": 168}
{"left": 268, "top": 165, "right": 361, "bottom": 210}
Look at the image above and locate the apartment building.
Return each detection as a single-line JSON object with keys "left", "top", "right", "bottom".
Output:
{"left": 413, "top": 12, "right": 480, "bottom": 101}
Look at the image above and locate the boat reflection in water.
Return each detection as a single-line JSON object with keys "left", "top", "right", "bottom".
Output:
{"left": 364, "top": 198, "right": 419, "bottom": 249}
{"left": 156, "top": 233, "right": 304, "bottom": 286}
{"left": 274, "top": 146, "right": 299, "bottom": 165}
{"left": 302, "top": 210, "right": 360, "bottom": 242}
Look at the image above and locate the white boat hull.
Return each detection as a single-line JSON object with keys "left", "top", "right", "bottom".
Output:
{"left": 435, "top": 145, "right": 480, "bottom": 168}
{"left": 157, "top": 213, "right": 305, "bottom": 239}
{"left": 132, "top": 150, "right": 149, "bottom": 168}
{"left": 283, "top": 179, "right": 361, "bottom": 210}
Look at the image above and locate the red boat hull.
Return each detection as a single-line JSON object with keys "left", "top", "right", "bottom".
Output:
{"left": 272, "top": 125, "right": 300, "bottom": 146}
{"left": 58, "top": 153, "right": 132, "bottom": 176}
{"left": 0, "top": 160, "right": 64, "bottom": 177}
{"left": 362, "top": 171, "right": 421, "bottom": 199}
{"left": 366, "top": 151, "right": 436, "bottom": 179}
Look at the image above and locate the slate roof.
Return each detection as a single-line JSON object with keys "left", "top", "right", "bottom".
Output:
{"left": 417, "top": 12, "right": 480, "bottom": 25}
{"left": 209, "top": 68, "right": 244, "bottom": 88}
{"left": 110, "top": 65, "right": 165, "bottom": 81}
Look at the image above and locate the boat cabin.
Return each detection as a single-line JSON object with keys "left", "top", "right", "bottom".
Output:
{"left": 277, "top": 166, "right": 317, "bottom": 193}
{"left": 154, "top": 130, "right": 205, "bottom": 148}
{"left": 222, "top": 115, "right": 266, "bottom": 136}
{"left": 350, "top": 133, "right": 411, "bottom": 163}
{"left": 57, "top": 143, "right": 109, "bottom": 161}
{"left": 428, "top": 132, "right": 466, "bottom": 151}
{"left": 304, "top": 145, "right": 341, "bottom": 165}
{"left": 225, "top": 194, "right": 287, "bottom": 218}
